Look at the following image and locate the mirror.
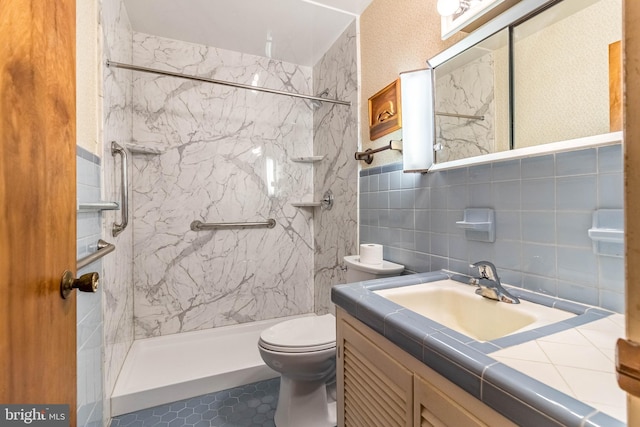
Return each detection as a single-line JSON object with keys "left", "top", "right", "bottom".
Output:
{"left": 513, "top": 0, "right": 621, "bottom": 148}
{"left": 430, "top": 0, "right": 622, "bottom": 165}
{"left": 434, "top": 29, "right": 509, "bottom": 163}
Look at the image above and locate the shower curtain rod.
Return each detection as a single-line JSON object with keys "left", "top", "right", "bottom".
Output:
{"left": 106, "top": 60, "right": 351, "bottom": 106}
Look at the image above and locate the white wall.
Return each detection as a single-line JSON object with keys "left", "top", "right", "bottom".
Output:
{"left": 77, "top": 0, "right": 101, "bottom": 156}
{"left": 359, "top": 0, "right": 463, "bottom": 168}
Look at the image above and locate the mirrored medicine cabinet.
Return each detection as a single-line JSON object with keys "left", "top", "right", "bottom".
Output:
{"left": 423, "top": 0, "right": 622, "bottom": 168}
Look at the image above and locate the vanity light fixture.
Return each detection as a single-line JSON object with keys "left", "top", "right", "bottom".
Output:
{"left": 399, "top": 69, "right": 434, "bottom": 172}
{"left": 437, "top": 0, "right": 470, "bottom": 17}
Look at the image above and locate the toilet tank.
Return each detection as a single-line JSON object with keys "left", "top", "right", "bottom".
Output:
{"left": 343, "top": 255, "right": 404, "bottom": 283}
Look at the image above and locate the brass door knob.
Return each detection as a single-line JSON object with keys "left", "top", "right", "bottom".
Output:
{"left": 60, "top": 270, "right": 99, "bottom": 299}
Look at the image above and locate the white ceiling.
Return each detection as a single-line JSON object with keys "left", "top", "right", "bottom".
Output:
{"left": 123, "top": 0, "right": 372, "bottom": 67}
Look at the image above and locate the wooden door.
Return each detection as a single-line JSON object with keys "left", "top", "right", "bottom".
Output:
{"left": 0, "top": 0, "right": 77, "bottom": 424}
{"left": 626, "top": 1, "right": 640, "bottom": 424}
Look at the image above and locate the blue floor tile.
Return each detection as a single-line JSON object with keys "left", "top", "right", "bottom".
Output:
{"left": 110, "top": 378, "right": 280, "bottom": 427}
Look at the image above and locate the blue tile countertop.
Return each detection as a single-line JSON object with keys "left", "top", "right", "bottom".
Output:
{"left": 331, "top": 270, "right": 625, "bottom": 427}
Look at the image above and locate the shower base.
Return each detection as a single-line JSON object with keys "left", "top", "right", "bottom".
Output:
{"left": 110, "top": 315, "right": 307, "bottom": 416}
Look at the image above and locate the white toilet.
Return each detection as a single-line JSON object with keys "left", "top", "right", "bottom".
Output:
{"left": 258, "top": 256, "right": 404, "bottom": 427}
{"left": 343, "top": 254, "right": 404, "bottom": 282}
{"left": 258, "top": 314, "right": 337, "bottom": 427}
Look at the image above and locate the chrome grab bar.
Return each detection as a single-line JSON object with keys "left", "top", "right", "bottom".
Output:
{"left": 111, "top": 141, "right": 128, "bottom": 237}
{"left": 190, "top": 219, "right": 277, "bottom": 231}
{"left": 77, "top": 239, "right": 116, "bottom": 270}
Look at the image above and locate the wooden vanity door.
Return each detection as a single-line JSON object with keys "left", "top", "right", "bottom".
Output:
{"left": 414, "top": 374, "right": 488, "bottom": 427}
{"left": 337, "top": 315, "right": 413, "bottom": 427}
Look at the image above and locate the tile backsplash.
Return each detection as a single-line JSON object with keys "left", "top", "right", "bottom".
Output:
{"left": 359, "top": 144, "right": 624, "bottom": 312}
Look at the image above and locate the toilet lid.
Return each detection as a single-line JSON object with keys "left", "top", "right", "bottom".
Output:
{"left": 259, "top": 314, "right": 336, "bottom": 353}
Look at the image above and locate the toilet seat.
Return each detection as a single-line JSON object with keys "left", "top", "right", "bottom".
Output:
{"left": 259, "top": 341, "right": 335, "bottom": 353}
{"left": 259, "top": 314, "right": 336, "bottom": 353}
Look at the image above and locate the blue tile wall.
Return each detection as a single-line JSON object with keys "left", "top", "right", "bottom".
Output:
{"left": 77, "top": 146, "right": 104, "bottom": 427}
{"left": 359, "top": 144, "right": 624, "bottom": 312}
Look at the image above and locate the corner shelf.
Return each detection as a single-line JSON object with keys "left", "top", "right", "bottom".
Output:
{"left": 291, "top": 191, "right": 333, "bottom": 210}
{"left": 290, "top": 156, "right": 325, "bottom": 163}
{"left": 125, "top": 143, "right": 165, "bottom": 155}
{"left": 291, "top": 202, "right": 321, "bottom": 208}
{"left": 456, "top": 208, "right": 495, "bottom": 242}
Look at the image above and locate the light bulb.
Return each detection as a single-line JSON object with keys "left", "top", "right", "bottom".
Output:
{"left": 437, "top": 0, "right": 461, "bottom": 17}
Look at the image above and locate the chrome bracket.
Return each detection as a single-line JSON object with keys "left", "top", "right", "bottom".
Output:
{"left": 616, "top": 338, "right": 640, "bottom": 397}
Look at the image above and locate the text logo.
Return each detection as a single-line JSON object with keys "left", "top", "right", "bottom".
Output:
{"left": 0, "top": 405, "right": 69, "bottom": 427}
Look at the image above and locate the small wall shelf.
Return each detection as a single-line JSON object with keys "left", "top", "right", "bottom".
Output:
{"left": 291, "top": 202, "right": 321, "bottom": 208}
{"left": 78, "top": 201, "right": 120, "bottom": 212}
{"left": 587, "top": 228, "right": 624, "bottom": 242}
{"left": 290, "top": 156, "right": 325, "bottom": 163}
{"left": 125, "top": 143, "right": 165, "bottom": 155}
{"left": 588, "top": 209, "right": 623, "bottom": 257}
{"left": 291, "top": 191, "right": 334, "bottom": 210}
{"left": 456, "top": 208, "right": 495, "bottom": 242}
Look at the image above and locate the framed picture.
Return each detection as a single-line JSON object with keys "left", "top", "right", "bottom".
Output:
{"left": 368, "top": 79, "right": 402, "bottom": 141}
{"left": 609, "top": 40, "right": 622, "bottom": 132}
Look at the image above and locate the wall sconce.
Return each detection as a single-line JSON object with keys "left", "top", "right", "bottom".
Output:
{"left": 399, "top": 69, "right": 434, "bottom": 173}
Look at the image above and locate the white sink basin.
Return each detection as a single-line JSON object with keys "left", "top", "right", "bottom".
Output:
{"left": 375, "top": 279, "right": 575, "bottom": 342}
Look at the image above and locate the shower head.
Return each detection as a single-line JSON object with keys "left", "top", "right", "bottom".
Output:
{"left": 311, "top": 88, "right": 330, "bottom": 110}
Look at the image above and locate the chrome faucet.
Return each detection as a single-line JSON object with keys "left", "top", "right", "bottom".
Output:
{"left": 469, "top": 261, "right": 520, "bottom": 304}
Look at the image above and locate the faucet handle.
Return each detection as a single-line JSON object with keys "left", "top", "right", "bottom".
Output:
{"left": 470, "top": 261, "right": 500, "bottom": 282}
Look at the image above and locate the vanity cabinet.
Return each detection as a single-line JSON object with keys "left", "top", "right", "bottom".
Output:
{"left": 336, "top": 309, "right": 515, "bottom": 427}
{"left": 414, "top": 374, "right": 486, "bottom": 427}
{"left": 339, "top": 310, "right": 413, "bottom": 427}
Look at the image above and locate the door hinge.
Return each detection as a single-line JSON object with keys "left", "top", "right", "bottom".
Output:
{"left": 616, "top": 338, "right": 640, "bottom": 397}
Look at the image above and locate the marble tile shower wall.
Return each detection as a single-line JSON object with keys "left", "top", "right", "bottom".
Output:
{"left": 359, "top": 144, "right": 624, "bottom": 312}
{"left": 131, "top": 33, "right": 315, "bottom": 338}
{"left": 76, "top": 148, "right": 103, "bottom": 427}
{"left": 312, "top": 22, "right": 358, "bottom": 314}
{"left": 100, "top": 0, "right": 134, "bottom": 421}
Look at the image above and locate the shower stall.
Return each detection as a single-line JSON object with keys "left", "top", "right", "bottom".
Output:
{"left": 98, "top": 0, "right": 359, "bottom": 418}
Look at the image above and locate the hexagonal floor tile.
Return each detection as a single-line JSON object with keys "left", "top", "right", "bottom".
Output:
{"left": 110, "top": 378, "right": 280, "bottom": 427}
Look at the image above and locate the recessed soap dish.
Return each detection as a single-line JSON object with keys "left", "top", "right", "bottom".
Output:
{"left": 588, "top": 209, "right": 623, "bottom": 257}
{"left": 456, "top": 208, "right": 495, "bottom": 243}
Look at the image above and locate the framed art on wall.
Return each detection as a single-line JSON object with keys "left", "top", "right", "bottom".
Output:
{"left": 368, "top": 79, "right": 402, "bottom": 141}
